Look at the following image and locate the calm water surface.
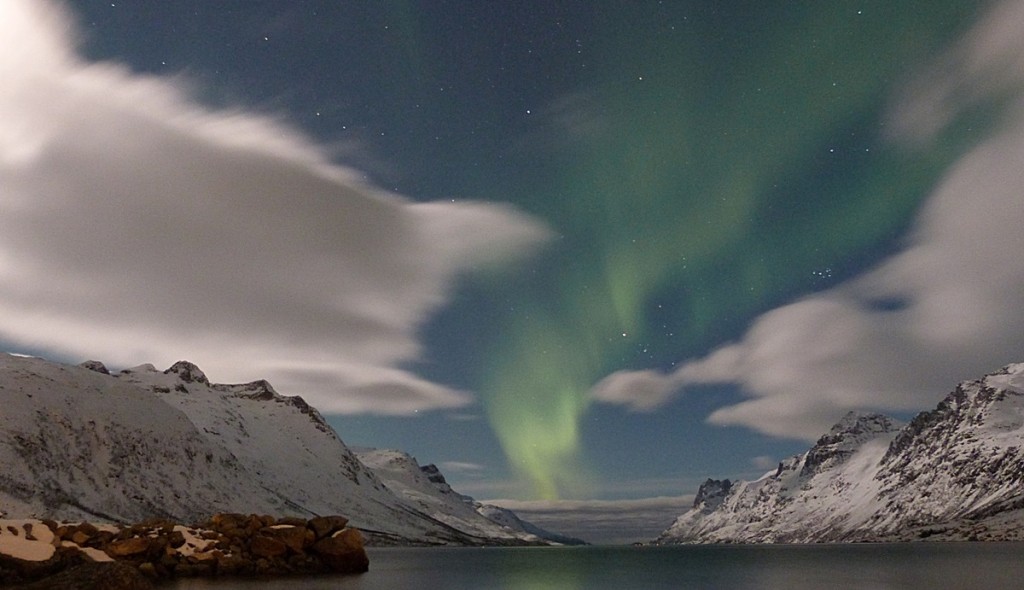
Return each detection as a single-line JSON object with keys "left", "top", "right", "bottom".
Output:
{"left": 169, "top": 543, "right": 1024, "bottom": 589}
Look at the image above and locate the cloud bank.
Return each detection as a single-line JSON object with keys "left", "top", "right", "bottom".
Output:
{"left": 591, "top": 0, "right": 1024, "bottom": 440}
{"left": 0, "top": 0, "right": 550, "bottom": 414}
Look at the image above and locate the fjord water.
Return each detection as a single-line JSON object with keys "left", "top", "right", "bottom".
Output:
{"left": 171, "top": 543, "right": 1024, "bottom": 589}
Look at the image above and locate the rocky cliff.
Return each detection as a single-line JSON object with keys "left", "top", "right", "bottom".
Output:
{"left": 658, "top": 363, "right": 1024, "bottom": 543}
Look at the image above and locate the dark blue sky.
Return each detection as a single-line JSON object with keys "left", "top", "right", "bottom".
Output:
{"left": 8, "top": 1, "right": 1023, "bottom": 503}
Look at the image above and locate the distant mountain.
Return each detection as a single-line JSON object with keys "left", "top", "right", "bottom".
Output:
{"left": 356, "top": 448, "right": 586, "bottom": 546}
{"left": 658, "top": 363, "right": 1024, "bottom": 543}
{"left": 0, "top": 354, "right": 551, "bottom": 546}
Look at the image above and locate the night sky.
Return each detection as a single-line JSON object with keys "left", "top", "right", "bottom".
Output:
{"left": 5, "top": 0, "right": 1024, "bottom": 534}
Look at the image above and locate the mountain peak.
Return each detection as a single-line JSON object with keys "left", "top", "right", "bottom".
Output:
{"left": 801, "top": 411, "right": 901, "bottom": 477}
{"left": 228, "top": 379, "right": 279, "bottom": 401}
{"left": 659, "top": 362, "right": 1024, "bottom": 544}
{"left": 982, "top": 363, "right": 1024, "bottom": 395}
{"left": 164, "top": 361, "right": 209, "bottom": 385}
{"left": 420, "top": 464, "right": 448, "bottom": 486}
{"left": 0, "top": 354, "right": 558, "bottom": 546}
{"left": 692, "top": 478, "right": 732, "bottom": 511}
{"left": 826, "top": 411, "right": 901, "bottom": 439}
{"left": 78, "top": 360, "right": 110, "bottom": 375}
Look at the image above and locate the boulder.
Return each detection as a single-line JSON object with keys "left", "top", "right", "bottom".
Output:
{"left": 310, "top": 528, "right": 369, "bottom": 573}
{"left": 249, "top": 534, "right": 288, "bottom": 559}
{"left": 105, "top": 536, "right": 151, "bottom": 557}
{"left": 261, "top": 524, "right": 308, "bottom": 553}
{"left": 308, "top": 515, "right": 349, "bottom": 540}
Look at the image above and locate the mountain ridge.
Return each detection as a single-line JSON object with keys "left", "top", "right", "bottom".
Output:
{"left": 0, "top": 353, "right": 558, "bottom": 546}
{"left": 657, "top": 363, "right": 1024, "bottom": 543}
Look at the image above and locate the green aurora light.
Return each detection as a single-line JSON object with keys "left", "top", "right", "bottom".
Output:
{"left": 477, "top": 2, "right": 989, "bottom": 499}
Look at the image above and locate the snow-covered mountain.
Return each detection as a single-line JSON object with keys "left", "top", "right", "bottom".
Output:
{"left": 0, "top": 354, "right": 550, "bottom": 546}
{"left": 356, "top": 449, "right": 586, "bottom": 545}
{"left": 658, "top": 363, "right": 1024, "bottom": 543}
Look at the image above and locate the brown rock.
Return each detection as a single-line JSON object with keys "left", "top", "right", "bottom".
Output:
{"left": 16, "top": 561, "right": 155, "bottom": 590}
{"left": 146, "top": 534, "right": 168, "bottom": 556}
{"left": 190, "top": 550, "right": 219, "bottom": 562}
{"left": 254, "top": 557, "right": 277, "bottom": 576}
{"left": 249, "top": 535, "right": 288, "bottom": 559}
{"left": 92, "top": 530, "right": 115, "bottom": 546}
{"left": 106, "top": 536, "right": 151, "bottom": 557}
{"left": 167, "top": 529, "right": 186, "bottom": 548}
{"left": 215, "top": 553, "right": 251, "bottom": 576}
{"left": 308, "top": 515, "right": 350, "bottom": 540}
{"left": 77, "top": 523, "right": 100, "bottom": 536}
{"left": 69, "top": 523, "right": 102, "bottom": 547}
{"left": 276, "top": 516, "right": 308, "bottom": 527}
{"left": 207, "top": 513, "right": 247, "bottom": 533}
{"left": 310, "top": 528, "right": 369, "bottom": 573}
{"left": 137, "top": 561, "right": 157, "bottom": 578}
{"left": 243, "top": 515, "right": 265, "bottom": 535}
{"left": 158, "top": 553, "right": 179, "bottom": 572}
{"left": 70, "top": 531, "right": 92, "bottom": 546}
{"left": 261, "top": 524, "right": 308, "bottom": 553}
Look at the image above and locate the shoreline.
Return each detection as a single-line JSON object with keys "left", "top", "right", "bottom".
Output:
{"left": 0, "top": 513, "right": 368, "bottom": 587}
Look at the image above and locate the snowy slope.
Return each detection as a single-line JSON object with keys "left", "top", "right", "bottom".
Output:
{"left": 355, "top": 449, "right": 544, "bottom": 544}
{"left": 355, "top": 449, "right": 581, "bottom": 545}
{"left": 474, "top": 504, "right": 587, "bottom": 546}
{"left": 658, "top": 363, "right": 1024, "bottom": 543}
{"left": 0, "top": 354, "right": 548, "bottom": 545}
{"left": 0, "top": 354, "right": 279, "bottom": 523}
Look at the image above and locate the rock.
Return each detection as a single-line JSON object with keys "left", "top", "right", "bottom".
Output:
{"left": 167, "top": 529, "right": 186, "bottom": 549}
{"left": 78, "top": 360, "right": 110, "bottom": 375}
{"left": 308, "top": 515, "right": 349, "bottom": 540}
{"left": 69, "top": 531, "right": 92, "bottom": 546}
{"left": 163, "top": 361, "right": 209, "bottom": 385}
{"left": 233, "top": 379, "right": 279, "bottom": 401}
{"left": 105, "top": 536, "right": 150, "bottom": 557}
{"left": 692, "top": 479, "right": 732, "bottom": 511}
{"left": 421, "top": 463, "right": 448, "bottom": 485}
{"left": 69, "top": 523, "right": 100, "bottom": 546}
{"left": 276, "top": 516, "right": 309, "bottom": 528}
{"left": 136, "top": 561, "right": 157, "bottom": 578}
{"left": 249, "top": 534, "right": 288, "bottom": 559}
{"left": 310, "top": 528, "right": 369, "bottom": 573}
{"left": 261, "top": 524, "right": 308, "bottom": 553}
{"left": 2, "top": 514, "right": 369, "bottom": 583}
{"left": 16, "top": 560, "right": 153, "bottom": 590}
{"left": 214, "top": 553, "right": 250, "bottom": 576}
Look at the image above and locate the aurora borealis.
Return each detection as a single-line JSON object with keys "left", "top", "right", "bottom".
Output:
{"left": 470, "top": 2, "right": 985, "bottom": 498}
{"left": 6, "top": 0, "right": 1024, "bottom": 515}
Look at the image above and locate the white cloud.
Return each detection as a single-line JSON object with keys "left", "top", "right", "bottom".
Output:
{"left": 0, "top": 0, "right": 550, "bottom": 414}
{"left": 439, "top": 461, "right": 486, "bottom": 474}
{"left": 591, "top": 0, "right": 1024, "bottom": 440}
